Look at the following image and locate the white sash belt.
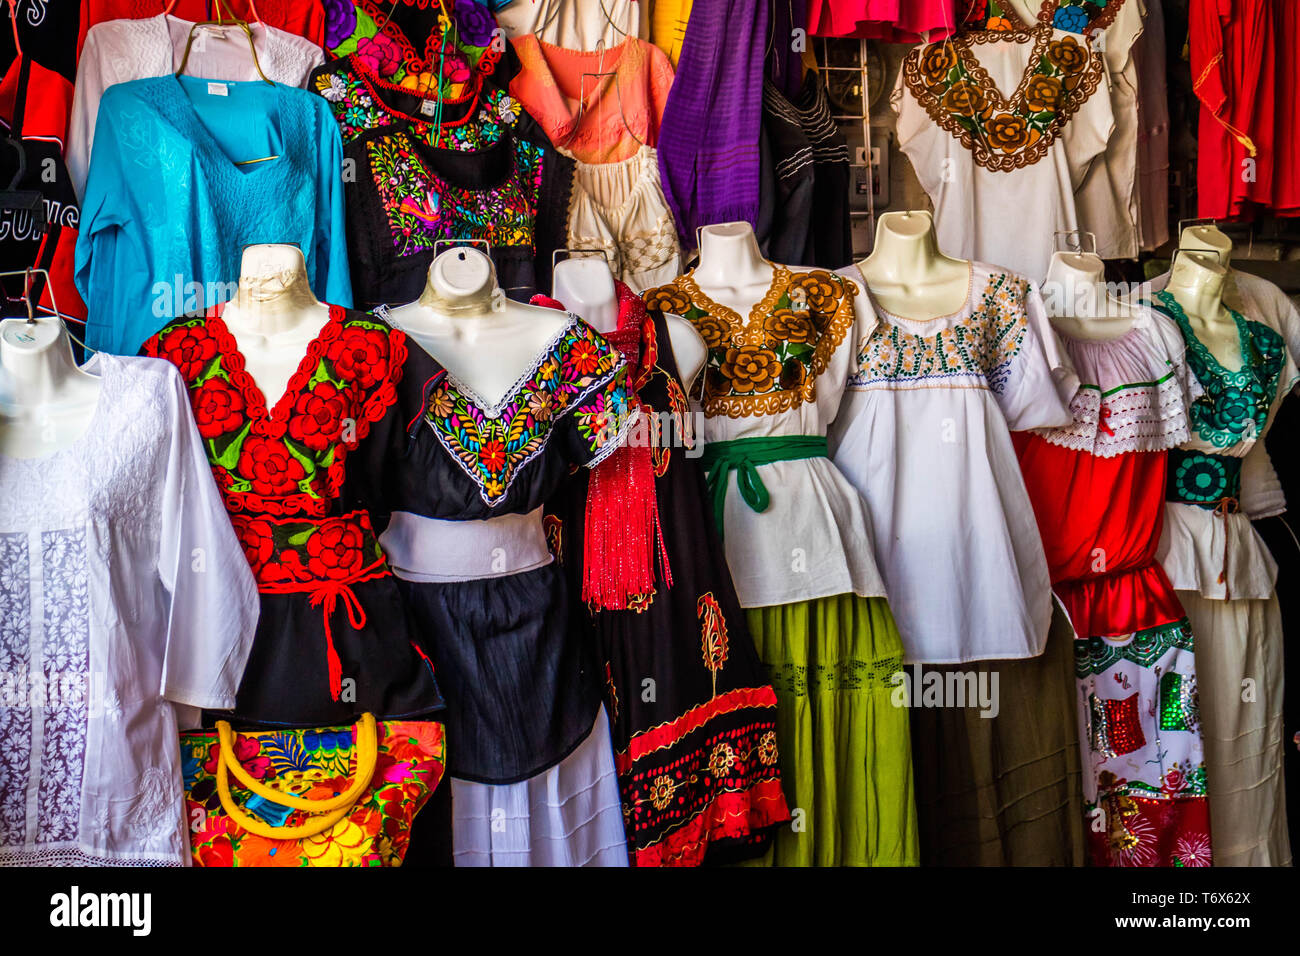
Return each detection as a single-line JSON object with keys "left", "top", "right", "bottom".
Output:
{"left": 381, "top": 508, "right": 554, "bottom": 583}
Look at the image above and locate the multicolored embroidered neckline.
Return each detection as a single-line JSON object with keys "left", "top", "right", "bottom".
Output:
{"left": 902, "top": 29, "right": 1104, "bottom": 171}
{"left": 367, "top": 128, "right": 544, "bottom": 257}
{"left": 398, "top": 315, "right": 631, "bottom": 506}
{"left": 642, "top": 268, "right": 857, "bottom": 420}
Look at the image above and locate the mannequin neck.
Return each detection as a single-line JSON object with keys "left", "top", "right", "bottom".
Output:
{"left": 1043, "top": 254, "right": 1106, "bottom": 318}
{"left": 693, "top": 224, "right": 772, "bottom": 291}
{"left": 856, "top": 213, "right": 971, "bottom": 320}
{"left": 223, "top": 245, "right": 325, "bottom": 337}
{"left": 1164, "top": 264, "right": 1227, "bottom": 325}
{"left": 552, "top": 259, "right": 618, "bottom": 333}
{"left": 0, "top": 321, "right": 88, "bottom": 407}
{"left": 860, "top": 217, "right": 947, "bottom": 286}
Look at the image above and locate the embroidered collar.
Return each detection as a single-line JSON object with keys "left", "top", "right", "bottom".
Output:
{"left": 391, "top": 313, "right": 629, "bottom": 505}
{"left": 902, "top": 28, "right": 1105, "bottom": 171}
{"left": 1153, "top": 290, "right": 1286, "bottom": 450}
{"left": 642, "top": 268, "right": 857, "bottom": 420}
{"left": 366, "top": 127, "right": 544, "bottom": 257}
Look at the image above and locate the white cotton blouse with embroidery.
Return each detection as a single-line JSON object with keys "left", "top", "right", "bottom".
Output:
{"left": 0, "top": 355, "right": 259, "bottom": 867}
{"left": 829, "top": 262, "right": 1077, "bottom": 664}
{"left": 656, "top": 266, "right": 888, "bottom": 609}
{"left": 892, "top": 28, "right": 1114, "bottom": 283}
{"left": 67, "top": 13, "right": 325, "bottom": 201}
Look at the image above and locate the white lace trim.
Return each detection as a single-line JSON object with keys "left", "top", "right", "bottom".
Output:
{"left": 1036, "top": 374, "right": 1192, "bottom": 456}
{"left": 0, "top": 846, "right": 181, "bottom": 867}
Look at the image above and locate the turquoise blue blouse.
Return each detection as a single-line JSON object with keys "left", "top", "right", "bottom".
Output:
{"left": 75, "top": 75, "right": 353, "bottom": 355}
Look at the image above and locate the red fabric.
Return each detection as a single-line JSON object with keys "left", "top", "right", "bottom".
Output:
{"left": 1013, "top": 432, "right": 1186, "bottom": 638}
{"left": 632, "top": 778, "right": 789, "bottom": 867}
{"left": 808, "top": 0, "right": 959, "bottom": 40}
{"left": 0, "top": 56, "right": 71, "bottom": 145}
{"left": 77, "top": 0, "right": 327, "bottom": 58}
{"left": 1273, "top": 0, "right": 1300, "bottom": 215}
{"left": 36, "top": 225, "right": 88, "bottom": 322}
{"left": 1189, "top": 0, "right": 1277, "bottom": 219}
{"left": 1087, "top": 794, "right": 1213, "bottom": 867}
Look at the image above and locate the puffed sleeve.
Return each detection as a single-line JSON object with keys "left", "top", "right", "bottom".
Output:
{"left": 990, "top": 278, "right": 1079, "bottom": 431}
{"left": 156, "top": 363, "right": 259, "bottom": 720}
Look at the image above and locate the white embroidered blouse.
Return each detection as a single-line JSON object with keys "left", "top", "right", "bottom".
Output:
{"left": 0, "top": 355, "right": 259, "bottom": 867}
{"left": 830, "top": 262, "right": 1077, "bottom": 664}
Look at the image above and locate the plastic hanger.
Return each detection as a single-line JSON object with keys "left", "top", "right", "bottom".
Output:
{"left": 174, "top": 0, "right": 272, "bottom": 85}
{"left": 0, "top": 268, "right": 90, "bottom": 353}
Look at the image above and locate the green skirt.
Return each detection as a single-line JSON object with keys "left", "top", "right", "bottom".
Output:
{"left": 738, "top": 594, "right": 919, "bottom": 866}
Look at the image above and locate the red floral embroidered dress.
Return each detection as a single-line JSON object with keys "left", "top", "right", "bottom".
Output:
{"left": 144, "top": 303, "right": 445, "bottom": 727}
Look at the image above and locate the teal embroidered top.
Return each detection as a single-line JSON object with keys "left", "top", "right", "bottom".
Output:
{"left": 1152, "top": 291, "right": 1286, "bottom": 450}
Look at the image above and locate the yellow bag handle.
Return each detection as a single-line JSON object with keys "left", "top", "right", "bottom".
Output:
{"left": 214, "top": 714, "right": 379, "bottom": 839}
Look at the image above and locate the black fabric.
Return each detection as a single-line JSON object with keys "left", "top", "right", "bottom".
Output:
{"left": 222, "top": 577, "right": 445, "bottom": 729}
{"left": 757, "top": 82, "right": 814, "bottom": 266}
{"left": 1258, "top": 391, "right": 1300, "bottom": 856}
{"left": 397, "top": 564, "right": 602, "bottom": 783}
{"left": 342, "top": 122, "right": 572, "bottom": 309}
{"left": 548, "top": 310, "right": 783, "bottom": 864}
{"left": 794, "top": 73, "right": 854, "bottom": 270}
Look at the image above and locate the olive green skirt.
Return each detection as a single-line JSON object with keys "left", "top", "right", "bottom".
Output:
{"left": 738, "top": 593, "right": 919, "bottom": 866}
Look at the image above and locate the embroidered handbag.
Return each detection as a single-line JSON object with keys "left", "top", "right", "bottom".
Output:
{"left": 180, "top": 714, "right": 446, "bottom": 867}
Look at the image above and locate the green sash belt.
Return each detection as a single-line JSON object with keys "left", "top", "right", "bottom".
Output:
{"left": 701, "top": 436, "right": 829, "bottom": 539}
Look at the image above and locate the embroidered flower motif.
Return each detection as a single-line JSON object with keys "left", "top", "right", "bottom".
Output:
{"left": 986, "top": 15, "right": 1015, "bottom": 30}
{"left": 204, "top": 734, "right": 270, "bottom": 779}
{"left": 1023, "top": 74, "right": 1065, "bottom": 112}
{"left": 708, "top": 742, "right": 737, "bottom": 779}
{"left": 567, "top": 338, "right": 604, "bottom": 377}
{"left": 303, "top": 817, "right": 375, "bottom": 867}
{"left": 918, "top": 43, "right": 959, "bottom": 83}
{"left": 649, "top": 774, "right": 676, "bottom": 810}
{"left": 757, "top": 731, "right": 779, "bottom": 766}
{"left": 1173, "top": 833, "right": 1213, "bottom": 867}
{"left": 355, "top": 34, "right": 402, "bottom": 78}
{"left": 305, "top": 518, "right": 367, "bottom": 581}
{"left": 942, "top": 80, "right": 992, "bottom": 117}
{"left": 719, "top": 346, "right": 781, "bottom": 394}
{"left": 1053, "top": 5, "right": 1090, "bottom": 33}
{"left": 986, "top": 112, "right": 1034, "bottom": 151}
{"left": 496, "top": 95, "right": 521, "bottom": 125}
{"left": 326, "top": 325, "right": 390, "bottom": 389}
{"left": 790, "top": 271, "right": 840, "bottom": 313}
{"left": 237, "top": 435, "right": 308, "bottom": 497}
{"left": 478, "top": 440, "right": 507, "bottom": 471}
{"left": 1047, "top": 35, "right": 1089, "bottom": 76}
{"left": 288, "top": 381, "right": 350, "bottom": 453}
{"left": 453, "top": 0, "right": 498, "bottom": 47}
{"left": 232, "top": 516, "right": 276, "bottom": 573}
{"left": 643, "top": 287, "right": 692, "bottom": 315}
{"left": 762, "top": 308, "right": 816, "bottom": 347}
{"left": 780, "top": 357, "right": 806, "bottom": 391}
{"left": 316, "top": 72, "right": 348, "bottom": 103}
{"left": 321, "top": 0, "right": 358, "bottom": 50}
{"left": 158, "top": 324, "right": 217, "bottom": 380}
{"left": 440, "top": 53, "right": 472, "bottom": 84}
{"left": 191, "top": 378, "right": 245, "bottom": 439}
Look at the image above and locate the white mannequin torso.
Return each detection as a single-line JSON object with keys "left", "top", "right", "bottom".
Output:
{"left": 1042, "top": 251, "right": 1136, "bottom": 341}
{"left": 854, "top": 211, "right": 972, "bottom": 320}
{"left": 0, "top": 318, "right": 102, "bottom": 459}
{"left": 552, "top": 256, "right": 706, "bottom": 391}
{"left": 220, "top": 244, "right": 331, "bottom": 406}
{"left": 1162, "top": 250, "right": 1240, "bottom": 371}
{"left": 385, "top": 247, "right": 570, "bottom": 407}
{"left": 690, "top": 222, "right": 778, "bottom": 319}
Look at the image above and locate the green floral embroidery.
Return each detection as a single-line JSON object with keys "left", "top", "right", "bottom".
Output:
{"left": 1155, "top": 291, "right": 1286, "bottom": 450}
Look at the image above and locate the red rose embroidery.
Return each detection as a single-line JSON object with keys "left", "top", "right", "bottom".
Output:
{"left": 231, "top": 516, "right": 275, "bottom": 573}
{"left": 237, "top": 435, "right": 308, "bottom": 497}
{"left": 191, "top": 378, "right": 246, "bottom": 438}
{"left": 288, "top": 380, "right": 349, "bottom": 452}
{"left": 305, "top": 519, "right": 365, "bottom": 580}
{"left": 326, "top": 326, "right": 390, "bottom": 389}
{"left": 160, "top": 325, "right": 217, "bottom": 380}
{"left": 260, "top": 549, "right": 313, "bottom": 585}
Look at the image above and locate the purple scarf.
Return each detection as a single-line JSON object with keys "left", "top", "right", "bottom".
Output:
{"left": 657, "top": 0, "right": 770, "bottom": 247}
